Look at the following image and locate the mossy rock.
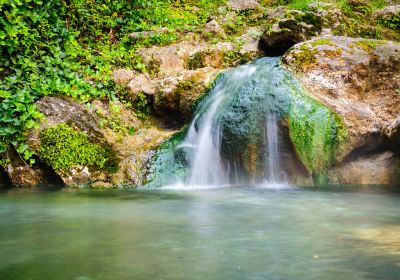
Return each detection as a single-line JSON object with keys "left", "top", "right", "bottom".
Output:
{"left": 38, "top": 124, "right": 117, "bottom": 172}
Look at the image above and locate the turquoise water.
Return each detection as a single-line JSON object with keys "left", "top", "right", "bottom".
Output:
{"left": 0, "top": 187, "right": 399, "bottom": 279}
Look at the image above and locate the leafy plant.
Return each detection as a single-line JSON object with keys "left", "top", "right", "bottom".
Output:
{"left": 0, "top": 0, "right": 225, "bottom": 162}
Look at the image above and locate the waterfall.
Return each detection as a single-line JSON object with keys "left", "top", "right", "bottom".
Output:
{"left": 265, "top": 113, "right": 281, "bottom": 183}
{"left": 148, "top": 57, "right": 304, "bottom": 188}
{"left": 180, "top": 64, "right": 258, "bottom": 186}
{"left": 180, "top": 59, "right": 287, "bottom": 186}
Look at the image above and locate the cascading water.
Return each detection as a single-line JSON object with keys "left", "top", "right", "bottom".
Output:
{"left": 265, "top": 113, "right": 281, "bottom": 183}
{"left": 147, "top": 56, "right": 344, "bottom": 188}
{"left": 178, "top": 58, "right": 289, "bottom": 187}
{"left": 181, "top": 64, "right": 258, "bottom": 186}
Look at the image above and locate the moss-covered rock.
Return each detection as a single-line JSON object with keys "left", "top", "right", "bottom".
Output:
{"left": 283, "top": 35, "right": 400, "bottom": 185}
{"left": 38, "top": 124, "right": 113, "bottom": 172}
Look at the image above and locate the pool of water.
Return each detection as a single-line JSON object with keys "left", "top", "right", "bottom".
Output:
{"left": 0, "top": 186, "right": 399, "bottom": 280}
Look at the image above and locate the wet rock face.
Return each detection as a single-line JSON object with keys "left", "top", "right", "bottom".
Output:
{"left": 283, "top": 36, "right": 400, "bottom": 185}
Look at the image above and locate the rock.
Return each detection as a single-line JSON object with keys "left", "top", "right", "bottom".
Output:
{"left": 283, "top": 36, "right": 400, "bottom": 185}
{"left": 2, "top": 148, "right": 63, "bottom": 187}
{"left": 113, "top": 69, "right": 136, "bottom": 85}
{"left": 373, "top": 5, "right": 400, "bottom": 20}
{"left": 136, "top": 41, "right": 207, "bottom": 77}
{"left": 307, "top": 2, "right": 346, "bottom": 34}
{"left": 187, "top": 48, "right": 226, "bottom": 69}
{"left": 328, "top": 151, "right": 400, "bottom": 185}
{"left": 228, "top": 0, "right": 260, "bottom": 11}
{"left": 383, "top": 117, "right": 400, "bottom": 146}
{"left": 21, "top": 96, "right": 173, "bottom": 187}
{"left": 126, "top": 74, "right": 156, "bottom": 97}
{"left": 130, "top": 30, "right": 262, "bottom": 118}
{"left": 260, "top": 8, "right": 322, "bottom": 55}
{"left": 154, "top": 67, "right": 220, "bottom": 118}
{"left": 205, "top": 20, "right": 225, "bottom": 36}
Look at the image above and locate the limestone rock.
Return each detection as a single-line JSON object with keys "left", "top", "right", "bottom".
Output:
{"left": 283, "top": 36, "right": 400, "bottom": 160}
{"left": 126, "top": 74, "right": 156, "bottom": 97}
{"left": 373, "top": 5, "right": 400, "bottom": 20}
{"left": 260, "top": 8, "right": 323, "bottom": 55}
{"left": 113, "top": 69, "right": 136, "bottom": 85}
{"left": 154, "top": 67, "right": 220, "bottom": 118}
{"left": 2, "top": 148, "right": 62, "bottom": 187}
{"left": 383, "top": 117, "right": 400, "bottom": 146}
{"left": 205, "top": 20, "right": 225, "bottom": 36}
{"left": 283, "top": 36, "right": 400, "bottom": 185}
{"left": 228, "top": 0, "right": 260, "bottom": 11}
{"left": 130, "top": 30, "right": 262, "bottom": 118}
{"left": 22, "top": 96, "right": 172, "bottom": 187}
{"left": 328, "top": 151, "right": 400, "bottom": 185}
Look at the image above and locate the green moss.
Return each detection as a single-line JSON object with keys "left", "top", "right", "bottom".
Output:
{"left": 311, "top": 38, "right": 334, "bottom": 47}
{"left": 39, "top": 124, "right": 116, "bottom": 172}
{"left": 291, "top": 44, "right": 318, "bottom": 67}
{"left": 287, "top": 82, "right": 347, "bottom": 182}
{"left": 355, "top": 39, "right": 383, "bottom": 52}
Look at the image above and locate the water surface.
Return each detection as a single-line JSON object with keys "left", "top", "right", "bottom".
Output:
{"left": 0, "top": 186, "right": 399, "bottom": 279}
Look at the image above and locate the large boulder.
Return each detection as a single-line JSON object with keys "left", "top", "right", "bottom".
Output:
{"left": 328, "top": 151, "right": 400, "bottom": 185}
{"left": 283, "top": 36, "right": 400, "bottom": 185}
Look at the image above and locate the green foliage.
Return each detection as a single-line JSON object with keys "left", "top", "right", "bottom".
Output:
{"left": 39, "top": 124, "right": 113, "bottom": 171}
{"left": 377, "top": 13, "right": 400, "bottom": 31}
{"left": 287, "top": 0, "right": 313, "bottom": 11}
{"left": 132, "top": 92, "right": 151, "bottom": 119}
{"left": 0, "top": 0, "right": 225, "bottom": 161}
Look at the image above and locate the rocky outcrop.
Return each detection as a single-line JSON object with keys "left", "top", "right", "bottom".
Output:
{"left": 373, "top": 5, "right": 400, "bottom": 21}
{"left": 328, "top": 151, "right": 400, "bottom": 185}
{"left": 18, "top": 96, "right": 173, "bottom": 187}
{"left": 260, "top": 4, "right": 346, "bottom": 55}
{"left": 115, "top": 29, "right": 262, "bottom": 119}
{"left": 283, "top": 36, "right": 400, "bottom": 185}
